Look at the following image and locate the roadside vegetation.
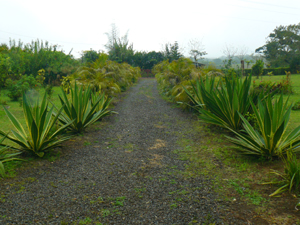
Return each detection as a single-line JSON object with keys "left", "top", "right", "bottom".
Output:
{"left": 154, "top": 43, "right": 300, "bottom": 223}
{"left": 1, "top": 21, "right": 300, "bottom": 223}
{"left": 0, "top": 40, "right": 141, "bottom": 177}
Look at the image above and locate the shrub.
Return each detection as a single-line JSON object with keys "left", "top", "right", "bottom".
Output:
{"left": 5, "top": 75, "right": 40, "bottom": 101}
{"left": 0, "top": 93, "right": 73, "bottom": 157}
{"left": 252, "top": 60, "right": 264, "bottom": 78}
{"left": 227, "top": 95, "right": 300, "bottom": 160}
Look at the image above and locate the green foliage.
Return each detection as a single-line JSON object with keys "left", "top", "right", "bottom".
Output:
{"left": 155, "top": 59, "right": 223, "bottom": 109}
{"left": 292, "top": 101, "right": 300, "bottom": 110}
{"left": 227, "top": 95, "right": 300, "bottom": 159}
{"left": 5, "top": 75, "right": 40, "bottom": 101}
{"left": 244, "top": 67, "right": 290, "bottom": 76}
{"left": 162, "top": 41, "right": 184, "bottom": 62}
{"left": 132, "top": 51, "right": 165, "bottom": 70}
{"left": 104, "top": 24, "right": 134, "bottom": 64}
{"left": 81, "top": 49, "right": 99, "bottom": 64}
{"left": 65, "top": 55, "right": 141, "bottom": 96}
{"left": 1, "top": 39, "right": 79, "bottom": 85}
{"left": 185, "top": 75, "right": 266, "bottom": 132}
{"left": 0, "top": 135, "right": 22, "bottom": 177}
{"left": 56, "top": 83, "right": 112, "bottom": 133}
{"left": 290, "top": 56, "right": 300, "bottom": 73}
{"left": 256, "top": 23, "right": 300, "bottom": 67}
{"left": 0, "top": 53, "right": 12, "bottom": 87}
{"left": 0, "top": 93, "right": 73, "bottom": 157}
{"left": 267, "top": 152, "right": 300, "bottom": 196}
{"left": 252, "top": 60, "right": 264, "bottom": 78}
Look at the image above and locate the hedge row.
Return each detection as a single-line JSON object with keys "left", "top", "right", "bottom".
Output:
{"left": 244, "top": 67, "right": 291, "bottom": 76}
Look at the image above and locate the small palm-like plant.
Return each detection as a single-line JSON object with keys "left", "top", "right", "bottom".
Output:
{"left": 57, "top": 83, "right": 112, "bottom": 133}
{"left": 0, "top": 94, "right": 73, "bottom": 157}
{"left": 227, "top": 95, "right": 300, "bottom": 159}
{"left": 0, "top": 135, "right": 22, "bottom": 177}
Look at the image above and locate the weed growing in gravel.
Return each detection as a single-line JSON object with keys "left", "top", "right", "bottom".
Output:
{"left": 134, "top": 187, "right": 146, "bottom": 198}
{"left": 170, "top": 203, "right": 177, "bottom": 209}
{"left": 79, "top": 217, "right": 92, "bottom": 225}
{"left": 101, "top": 209, "right": 111, "bottom": 218}
{"left": 84, "top": 141, "right": 91, "bottom": 146}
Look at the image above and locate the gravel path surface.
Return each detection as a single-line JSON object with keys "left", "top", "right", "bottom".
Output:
{"left": 0, "top": 79, "right": 236, "bottom": 224}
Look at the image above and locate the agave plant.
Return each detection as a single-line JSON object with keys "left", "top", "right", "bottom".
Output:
{"left": 0, "top": 135, "right": 22, "bottom": 177}
{"left": 227, "top": 95, "right": 300, "bottom": 159}
{"left": 0, "top": 93, "right": 73, "bottom": 157}
{"left": 56, "top": 83, "right": 112, "bottom": 133}
{"left": 184, "top": 75, "right": 276, "bottom": 132}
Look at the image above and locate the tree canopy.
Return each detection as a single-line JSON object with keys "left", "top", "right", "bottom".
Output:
{"left": 255, "top": 23, "right": 300, "bottom": 68}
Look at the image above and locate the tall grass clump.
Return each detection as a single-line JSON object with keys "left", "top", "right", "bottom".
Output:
{"left": 154, "top": 58, "right": 222, "bottom": 109}
{"left": 266, "top": 152, "right": 300, "bottom": 196}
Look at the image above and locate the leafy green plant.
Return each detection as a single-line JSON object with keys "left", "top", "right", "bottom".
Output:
{"left": 266, "top": 152, "right": 300, "bottom": 196}
{"left": 5, "top": 75, "right": 40, "bottom": 101}
{"left": 0, "top": 135, "right": 22, "bottom": 177}
{"left": 0, "top": 93, "right": 73, "bottom": 157}
{"left": 292, "top": 101, "right": 300, "bottom": 110}
{"left": 184, "top": 75, "right": 268, "bottom": 132}
{"left": 56, "top": 83, "right": 112, "bottom": 133}
{"left": 252, "top": 60, "right": 264, "bottom": 79}
{"left": 227, "top": 95, "right": 300, "bottom": 159}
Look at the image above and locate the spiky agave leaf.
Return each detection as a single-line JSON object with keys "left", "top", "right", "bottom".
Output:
{"left": 55, "top": 83, "right": 112, "bottom": 133}
{"left": 226, "top": 96, "right": 300, "bottom": 159}
{"left": 0, "top": 93, "right": 73, "bottom": 157}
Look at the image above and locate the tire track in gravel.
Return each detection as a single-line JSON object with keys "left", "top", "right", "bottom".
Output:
{"left": 0, "top": 78, "right": 232, "bottom": 224}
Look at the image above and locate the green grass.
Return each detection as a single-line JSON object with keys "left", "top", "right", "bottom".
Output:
{"left": 257, "top": 74, "right": 300, "bottom": 131}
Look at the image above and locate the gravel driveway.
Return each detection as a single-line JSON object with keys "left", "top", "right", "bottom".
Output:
{"left": 0, "top": 78, "right": 237, "bottom": 224}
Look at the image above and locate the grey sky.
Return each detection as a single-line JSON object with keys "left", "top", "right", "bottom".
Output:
{"left": 1, "top": 0, "right": 299, "bottom": 58}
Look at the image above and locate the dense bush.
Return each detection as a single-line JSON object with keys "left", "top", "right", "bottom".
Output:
{"left": 62, "top": 53, "right": 141, "bottom": 96}
{"left": 244, "top": 67, "right": 291, "bottom": 76}
{"left": 252, "top": 60, "right": 264, "bottom": 78}
{"left": 0, "top": 39, "right": 79, "bottom": 87}
{"left": 154, "top": 58, "right": 222, "bottom": 109}
{"left": 5, "top": 75, "right": 40, "bottom": 101}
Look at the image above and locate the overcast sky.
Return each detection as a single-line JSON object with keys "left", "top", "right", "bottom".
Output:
{"left": 1, "top": 0, "right": 299, "bottom": 58}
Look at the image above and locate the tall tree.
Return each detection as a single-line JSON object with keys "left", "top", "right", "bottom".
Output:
{"left": 162, "top": 41, "right": 184, "bottom": 62}
{"left": 255, "top": 23, "right": 300, "bottom": 67}
{"left": 188, "top": 39, "right": 207, "bottom": 62}
{"left": 104, "top": 24, "right": 134, "bottom": 64}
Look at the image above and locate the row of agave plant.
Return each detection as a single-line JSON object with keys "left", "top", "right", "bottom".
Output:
{"left": 155, "top": 58, "right": 300, "bottom": 197}
{"left": 0, "top": 55, "right": 141, "bottom": 177}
